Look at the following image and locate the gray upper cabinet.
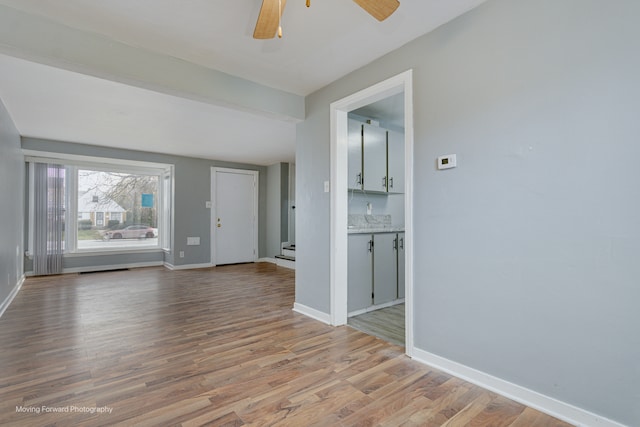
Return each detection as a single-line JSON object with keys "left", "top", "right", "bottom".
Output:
{"left": 387, "top": 130, "right": 405, "bottom": 194}
{"left": 348, "top": 118, "right": 404, "bottom": 194}
{"left": 348, "top": 119, "right": 363, "bottom": 191}
{"left": 362, "top": 123, "right": 388, "bottom": 193}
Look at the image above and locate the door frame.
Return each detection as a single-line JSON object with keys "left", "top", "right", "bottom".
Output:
{"left": 210, "top": 167, "right": 259, "bottom": 266}
{"left": 329, "top": 70, "right": 415, "bottom": 357}
{"left": 288, "top": 163, "right": 296, "bottom": 245}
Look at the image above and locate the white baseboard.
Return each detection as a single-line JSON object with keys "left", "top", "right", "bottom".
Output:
{"left": 257, "top": 257, "right": 295, "bottom": 269}
{"left": 25, "top": 262, "right": 165, "bottom": 276}
{"left": 293, "top": 303, "right": 331, "bottom": 325}
{"left": 348, "top": 298, "right": 405, "bottom": 317}
{"left": 275, "top": 258, "right": 295, "bottom": 270}
{"left": 0, "top": 275, "right": 25, "bottom": 318}
{"left": 164, "top": 262, "right": 214, "bottom": 270}
{"left": 411, "top": 348, "right": 625, "bottom": 427}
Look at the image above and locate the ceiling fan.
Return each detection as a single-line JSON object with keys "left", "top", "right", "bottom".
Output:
{"left": 253, "top": 0, "right": 400, "bottom": 39}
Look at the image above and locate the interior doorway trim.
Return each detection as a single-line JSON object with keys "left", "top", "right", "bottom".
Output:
{"left": 329, "top": 70, "right": 415, "bottom": 357}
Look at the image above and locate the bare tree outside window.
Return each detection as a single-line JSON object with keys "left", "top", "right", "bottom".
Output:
{"left": 77, "top": 169, "right": 159, "bottom": 250}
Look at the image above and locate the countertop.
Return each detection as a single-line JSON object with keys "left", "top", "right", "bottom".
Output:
{"left": 347, "top": 226, "right": 405, "bottom": 234}
{"left": 347, "top": 214, "right": 403, "bottom": 234}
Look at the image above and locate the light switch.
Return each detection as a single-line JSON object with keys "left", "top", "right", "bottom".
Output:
{"left": 205, "top": 201, "right": 212, "bottom": 208}
{"left": 437, "top": 154, "right": 457, "bottom": 170}
{"left": 187, "top": 237, "right": 200, "bottom": 246}
{"left": 324, "top": 181, "right": 330, "bottom": 193}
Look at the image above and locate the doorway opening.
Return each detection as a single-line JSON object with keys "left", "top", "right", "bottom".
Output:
{"left": 329, "top": 70, "right": 414, "bottom": 356}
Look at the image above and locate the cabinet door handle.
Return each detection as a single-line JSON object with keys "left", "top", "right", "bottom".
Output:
{"left": 367, "top": 240, "right": 373, "bottom": 252}
{"left": 382, "top": 176, "right": 387, "bottom": 189}
{"left": 399, "top": 237, "right": 404, "bottom": 249}
{"left": 393, "top": 237, "right": 398, "bottom": 250}
{"left": 389, "top": 177, "right": 393, "bottom": 189}
{"left": 356, "top": 172, "right": 362, "bottom": 185}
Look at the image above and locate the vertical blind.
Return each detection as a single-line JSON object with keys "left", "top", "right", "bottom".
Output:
{"left": 33, "top": 163, "right": 65, "bottom": 275}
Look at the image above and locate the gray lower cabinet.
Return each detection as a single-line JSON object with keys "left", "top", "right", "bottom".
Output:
{"left": 348, "top": 234, "right": 373, "bottom": 312}
{"left": 348, "top": 232, "right": 404, "bottom": 313}
{"left": 373, "top": 233, "right": 397, "bottom": 305}
{"left": 397, "top": 232, "right": 405, "bottom": 299}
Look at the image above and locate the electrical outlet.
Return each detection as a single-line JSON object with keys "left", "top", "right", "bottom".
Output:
{"left": 324, "top": 181, "right": 330, "bottom": 192}
{"left": 179, "top": 251, "right": 185, "bottom": 258}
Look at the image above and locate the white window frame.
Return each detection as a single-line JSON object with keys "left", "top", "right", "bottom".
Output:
{"left": 25, "top": 151, "right": 173, "bottom": 256}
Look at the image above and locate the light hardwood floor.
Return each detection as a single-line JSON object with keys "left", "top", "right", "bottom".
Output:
{"left": 0, "top": 263, "right": 573, "bottom": 426}
{"left": 348, "top": 304, "right": 405, "bottom": 347}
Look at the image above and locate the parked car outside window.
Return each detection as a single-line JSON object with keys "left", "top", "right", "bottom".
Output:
{"left": 103, "top": 225, "right": 156, "bottom": 240}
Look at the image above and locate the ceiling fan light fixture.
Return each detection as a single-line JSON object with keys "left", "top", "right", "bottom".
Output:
{"left": 253, "top": 0, "right": 399, "bottom": 39}
{"left": 352, "top": 0, "right": 400, "bottom": 22}
{"left": 278, "top": 0, "right": 283, "bottom": 38}
{"left": 253, "top": 0, "right": 287, "bottom": 39}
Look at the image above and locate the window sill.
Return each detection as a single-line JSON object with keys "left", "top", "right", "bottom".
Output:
{"left": 64, "top": 247, "right": 164, "bottom": 258}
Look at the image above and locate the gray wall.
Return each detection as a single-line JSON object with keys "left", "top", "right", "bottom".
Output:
{"left": 295, "top": 0, "right": 640, "bottom": 425}
{"left": 0, "top": 97, "right": 24, "bottom": 308}
{"left": 22, "top": 138, "right": 268, "bottom": 271}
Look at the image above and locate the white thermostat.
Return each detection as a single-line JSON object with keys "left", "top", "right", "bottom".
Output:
{"left": 437, "top": 154, "right": 457, "bottom": 170}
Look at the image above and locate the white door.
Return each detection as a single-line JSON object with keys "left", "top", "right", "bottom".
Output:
{"left": 212, "top": 168, "right": 258, "bottom": 265}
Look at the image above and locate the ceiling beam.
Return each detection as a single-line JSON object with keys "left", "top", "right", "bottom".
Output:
{"left": 0, "top": 4, "right": 304, "bottom": 123}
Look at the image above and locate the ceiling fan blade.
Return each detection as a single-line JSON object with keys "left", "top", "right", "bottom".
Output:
{"left": 353, "top": 0, "right": 400, "bottom": 21}
{"left": 254, "top": 0, "right": 287, "bottom": 39}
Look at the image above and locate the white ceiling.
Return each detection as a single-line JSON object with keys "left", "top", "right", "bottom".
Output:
{"left": 0, "top": 54, "right": 297, "bottom": 165}
{"left": 0, "top": 0, "right": 487, "bottom": 164}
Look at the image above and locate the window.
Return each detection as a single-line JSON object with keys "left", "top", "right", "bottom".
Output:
{"left": 27, "top": 154, "right": 173, "bottom": 255}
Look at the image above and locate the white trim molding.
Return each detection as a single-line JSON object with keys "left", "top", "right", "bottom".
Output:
{"left": 164, "top": 262, "right": 214, "bottom": 271}
{"left": 257, "top": 258, "right": 295, "bottom": 269}
{"left": 348, "top": 298, "right": 405, "bottom": 318}
{"left": 0, "top": 275, "right": 25, "bottom": 318}
{"left": 293, "top": 303, "right": 331, "bottom": 325}
{"left": 329, "top": 69, "right": 415, "bottom": 357}
{"left": 23, "top": 262, "right": 164, "bottom": 276}
{"left": 411, "top": 348, "right": 626, "bottom": 427}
